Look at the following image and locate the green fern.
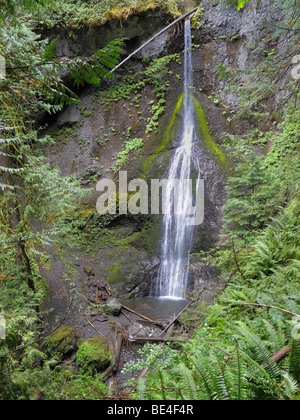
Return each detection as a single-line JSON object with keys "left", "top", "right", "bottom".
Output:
{"left": 261, "top": 319, "right": 286, "bottom": 354}
{"left": 69, "top": 39, "right": 125, "bottom": 88}
{"left": 187, "top": 351, "right": 215, "bottom": 399}
{"left": 281, "top": 372, "right": 299, "bottom": 399}
{"left": 240, "top": 351, "right": 284, "bottom": 399}
{"left": 137, "top": 378, "right": 146, "bottom": 400}
{"left": 235, "top": 321, "right": 281, "bottom": 381}
{"left": 24, "top": 348, "right": 47, "bottom": 368}
{"left": 176, "top": 363, "right": 199, "bottom": 400}
{"left": 288, "top": 339, "right": 300, "bottom": 384}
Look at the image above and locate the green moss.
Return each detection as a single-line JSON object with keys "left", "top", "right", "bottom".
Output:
{"left": 143, "top": 93, "right": 184, "bottom": 174}
{"left": 192, "top": 95, "right": 230, "bottom": 171}
{"left": 107, "top": 261, "right": 122, "bottom": 284}
{"left": 75, "top": 337, "right": 112, "bottom": 375}
{"left": 143, "top": 93, "right": 229, "bottom": 174}
{"left": 114, "top": 137, "right": 144, "bottom": 171}
{"left": 44, "top": 326, "right": 77, "bottom": 358}
{"left": 130, "top": 216, "right": 161, "bottom": 253}
{"left": 191, "top": 7, "right": 204, "bottom": 29}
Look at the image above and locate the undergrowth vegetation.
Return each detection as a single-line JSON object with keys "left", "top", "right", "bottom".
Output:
{"left": 39, "top": 0, "right": 184, "bottom": 29}
{"left": 121, "top": 0, "right": 300, "bottom": 400}
{"left": 0, "top": 0, "right": 299, "bottom": 401}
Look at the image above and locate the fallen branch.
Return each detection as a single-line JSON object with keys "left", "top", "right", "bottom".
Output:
{"left": 159, "top": 300, "right": 193, "bottom": 337}
{"left": 85, "top": 318, "right": 106, "bottom": 338}
{"left": 121, "top": 304, "right": 154, "bottom": 323}
{"left": 271, "top": 344, "right": 292, "bottom": 363}
{"left": 237, "top": 302, "right": 300, "bottom": 318}
{"left": 109, "top": 6, "right": 200, "bottom": 74}
{"left": 128, "top": 336, "right": 174, "bottom": 343}
{"left": 121, "top": 309, "right": 133, "bottom": 323}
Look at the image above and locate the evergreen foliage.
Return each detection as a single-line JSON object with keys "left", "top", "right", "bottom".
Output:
{"left": 0, "top": 0, "right": 299, "bottom": 401}
{"left": 39, "top": 0, "right": 184, "bottom": 29}
{"left": 0, "top": 0, "right": 123, "bottom": 400}
{"left": 121, "top": 0, "right": 299, "bottom": 401}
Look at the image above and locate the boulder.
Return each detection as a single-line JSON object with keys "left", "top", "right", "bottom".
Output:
{"left": 75, "top": 336, "right": 112, "bottom": 374}
{"left": 128, "top": 321, "right": 162, "bottom": 338}
{"left": 102, "top": 298, "right": 122, "bottom": 316}
{"left": 44, "top": 325, "right": 77, "bottom": 359}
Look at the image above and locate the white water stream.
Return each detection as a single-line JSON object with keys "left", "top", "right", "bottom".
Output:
{"left": 154, "top": 18, "right": 201, "bottom": 299}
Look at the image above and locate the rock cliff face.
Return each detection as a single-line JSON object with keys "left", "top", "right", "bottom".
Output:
{"left": 41, "top": 1, "right": 275, "bottom": 308}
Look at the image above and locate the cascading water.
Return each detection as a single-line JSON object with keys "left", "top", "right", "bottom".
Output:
{"left": 154, "top": 18, "right": 201, "bottom": 299}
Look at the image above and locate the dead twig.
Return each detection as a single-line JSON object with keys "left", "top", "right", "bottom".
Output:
{"left": 159, "top": 300, "right": 193, "bottom": 337}
{"left": 237, "top": 302, "right": 300, "bottom": 318}
{"left": 85, "top": 318, "right": 106, "bottom": 338}
{"left": 121, "top": 309, "right": 133, "bottom": 323}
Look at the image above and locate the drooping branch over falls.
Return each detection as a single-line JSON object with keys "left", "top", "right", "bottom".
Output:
{"left": 109, "top": 5, "right": 201, "bottom": 74}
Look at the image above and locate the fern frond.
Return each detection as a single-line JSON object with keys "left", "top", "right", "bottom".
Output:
{"left": 281, "top": 372, "right": 298, "bottom": 399}
{"left": 236, "top": 322, "right": 281, "bottom": 381}
{"left": 241, "top": 350, "right": 283, "bottom": 399}
{"left": 288, "top": 339, "right": 300, "bottom": 383}
{"left": 261, "top": 319, "right": 286, "bottom": 354}
{"left": 177, "top": 363, "right": 199, "bottom": 400}
{"left": 69, "top": 39, "right": 125, "bottom": 88}
{"left": 209, "top": 351, "right": 232, "bottom": 400}
{"left": 233, "top": 341, "right": 249, "bottom": 400}
{"left": 25, "top": 348, "right": 47, "bottom": 367}
{"left": 137, "top": 378, "right": 146, "bottom": 400}
{"left": 188, "top": 352, "right": 215, "bottom": 400}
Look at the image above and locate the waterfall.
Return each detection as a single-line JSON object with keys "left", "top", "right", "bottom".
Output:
{"left": 155, "top": 18, "right": 201, "bottom": 299}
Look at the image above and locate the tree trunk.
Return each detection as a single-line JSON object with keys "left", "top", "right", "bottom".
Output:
{"left": 0, "top": 152, "right": 35, "bottom": 291}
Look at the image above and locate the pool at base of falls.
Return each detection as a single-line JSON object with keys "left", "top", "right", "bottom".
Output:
{"left": 120, "top": 296, "right": 190, "bottom": 321}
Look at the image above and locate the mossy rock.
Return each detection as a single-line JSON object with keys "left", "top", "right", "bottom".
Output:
{"left": 75, "top": 337, "right": 112, "bottom": 375}
{"left": 44, "top": 326, "right": 77, "bottom": 359}
{"left": 84, "top": 266, "right": 95, "bottom": 276}
{"left": 103, "top": 298, "right": 122, "bottom": 316}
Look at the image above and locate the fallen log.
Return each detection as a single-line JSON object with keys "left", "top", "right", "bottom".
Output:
{"left": 271, "top": 345, "right": 291, "bottom": 363}
{"left": 129, "top": 325, "right": 178, "bottom": 344}
{"left": 271, "top": 339, "right": 300, "bottom": 364}
{"left": 102, "top": 327, "right": 123, "bottom": 381}
{"left": 128, "top": 336, "right": 174, "bottom": 343}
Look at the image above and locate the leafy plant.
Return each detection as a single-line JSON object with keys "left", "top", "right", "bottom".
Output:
{"left": 114, "top": 137, "right": 144, "bottom": 170}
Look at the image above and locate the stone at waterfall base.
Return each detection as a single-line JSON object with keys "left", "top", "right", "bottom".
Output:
{"left": 102, "top": 298, "right": 122, "bottom": 316}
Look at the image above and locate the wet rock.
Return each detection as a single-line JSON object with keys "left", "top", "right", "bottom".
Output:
{"left": 85, "top": 285, "right": 109, "bottom": 304}
{"left": 137, "top": 31, "right": 169, "bottom": 59}
{"left": 128, "top": 322, "right": 162, "bottom": 338}
{"left": 103, "top": 298, "right": 122, "bottom": 316}
{"left": 94, "top": 314, "right": 109, "bottom": 323}
{"left": 42, "top": 10, "right": 172, "bottom": 58}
